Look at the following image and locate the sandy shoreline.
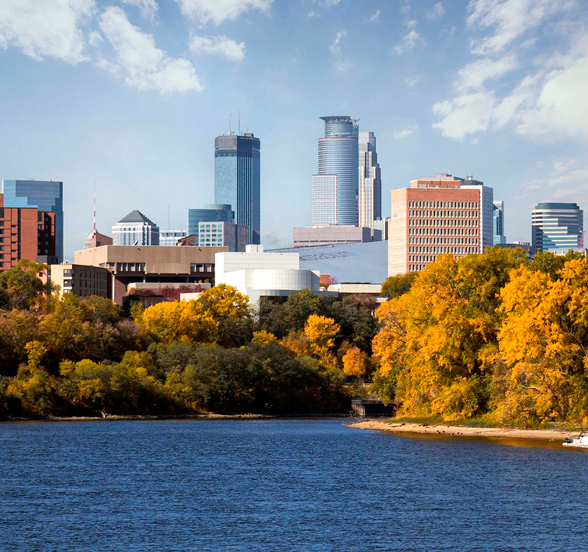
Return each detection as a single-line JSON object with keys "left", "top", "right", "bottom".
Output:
{"left": 347, "top": 419, "right": 579, "bottom": 441}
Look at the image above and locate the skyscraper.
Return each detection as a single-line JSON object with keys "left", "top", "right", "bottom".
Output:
{"left": 214, "top": 132, "right": 260, "bottom": 245}
{"left": 312, "top": 116, "right": 359, "bottom": 225}
{"left": 1, "top": 179, "right": 64, "bottom": 262}
{"left": 532, "top": 202, "right": 583, "bottom": 253}
{"left": 112, "top": 210, "right": 159, "bottom": 246}
{"left": 493, "top": 201, "right": 506, "bottom": 245}
{"left": 358, "top": 131, "right": 381, "bottom": 229}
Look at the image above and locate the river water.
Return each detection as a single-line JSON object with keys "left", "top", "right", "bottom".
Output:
{"left": 0, "top": 419, "right": 586, "bottom": 551}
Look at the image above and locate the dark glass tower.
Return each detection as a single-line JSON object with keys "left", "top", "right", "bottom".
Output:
{"left": 532, "top": 202, "right": 583, "bottom": 252}
{"left": 214, "top": 133, "right": 260, "bottom": 245}
{"left": 1, "top": 179, "right": 64, "bottom": 262}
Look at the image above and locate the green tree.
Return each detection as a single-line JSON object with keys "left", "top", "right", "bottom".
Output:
{"left": 380, "top": 272, "right": 417, "bottom": 299}
{"left": 0, "top": 259, "right": 48, "bottom": 310}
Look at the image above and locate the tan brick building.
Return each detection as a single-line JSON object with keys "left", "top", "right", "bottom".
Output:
{"left": 388, "top": 174, "right": 494, "bottom": 276}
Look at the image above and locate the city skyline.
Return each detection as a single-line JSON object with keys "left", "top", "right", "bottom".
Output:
{"left": 0, "top": 1, "right": 587, "bottom": 259}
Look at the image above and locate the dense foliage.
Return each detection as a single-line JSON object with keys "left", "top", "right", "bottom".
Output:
{"left": 372, "top": 248, "right": 588, "bottom": 426}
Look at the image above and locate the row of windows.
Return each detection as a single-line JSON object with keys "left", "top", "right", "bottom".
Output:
{"left": 409, "top": 245, "right": 479, "bottom": 253}
{"left": 409, "top": 237, "right": 479, "bottom": 247}
{"left": 190, "top": 264, "right": 214, "bottom": 273}
{"left": 409, "top": 249, "right": 474, "bottom": 263}
{"left": 410, "top": 219, "right": 479, "bottom": 227}
{"left": 409, "top": 228, "right": 479, "bottom": 236}
{"left": 409, "top": 201, "right": 479, "bottom": 209}
{"left": 409, "top": 210, "right": 478, "bottom": 218}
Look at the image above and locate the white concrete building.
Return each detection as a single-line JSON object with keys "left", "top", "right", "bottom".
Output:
{"left": 215, "top": 245, "right": 320, "bottom": 304}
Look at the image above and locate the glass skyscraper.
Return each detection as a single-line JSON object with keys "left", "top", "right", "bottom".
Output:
{"left": 312, "top": 116, "right": 359, "bottom": 226}
{"left": 358, "top": 131, "right": 381, "bottom": 229}
{"left": 214, "top": 133, "right": 260, "bottom": 245}
{"left": 188, "top": 204, "right": 234, "bottom": 243}
{"left": 1, "top": 179, "right": 64, "bottom": 262}
{"left": 492, "top": 201, "right": 506, "bottom": 245}
{"left": 532, "top": 202, "right": 583, "bottom": 252}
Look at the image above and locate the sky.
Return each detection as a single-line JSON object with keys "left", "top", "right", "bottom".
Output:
{"left": 1, "top": 0, "right": 587, "bottom": 260}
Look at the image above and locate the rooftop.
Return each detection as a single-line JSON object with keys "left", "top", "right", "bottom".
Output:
{"left": 117, "top": 210, "right": 157, "bottom": 225}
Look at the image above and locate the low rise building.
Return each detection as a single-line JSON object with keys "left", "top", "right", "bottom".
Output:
{"left": 293, "top": 225, "right": 381, "bottom": 248}
{"left": 50, "top": 264, "right": 110, "bottom": 298}
{"left": 74, "top": 245, "right": 226, "bottom": 305}
{"left": 160, "top": 229, "right": 187, "bottom": 246}
{"left": 215, "top": 244, "right": 320, "bottom": 305}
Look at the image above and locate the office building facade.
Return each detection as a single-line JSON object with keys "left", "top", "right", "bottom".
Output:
{"left": 388, "top": 174, "right": 493, "bottom": 276}
{"left": 293, "top": 225, "right": 381, "bottom": 248}
{"left": 188, "top": 204, "right": 234, "bottom": 243}
{"left": 0, "top": 193, "right": 57, "bottom": 270}
{"left": 312, "top": 116, "right": 359, "bottom": 226}
{"left": 160, "top": 230, "right": 187, "bottom": 247}
{"left": 214, "top": 133, "right": 260, "bottom": 244}
{"left": 112, "top": 210, "right": 159, "bottom": 246}
{"left": 50, "top": 264, "right": 110, "bottom": 298}
{"left": 358, "top": 131, "right": 381, "bottom": 229}
{"left": 198, "top": 221, "right": 248, "bottom": 252}
{"left": 1, "top": 179, "right": 64, "bottom": 262}
{"left": 532, "top": 202, "right": 583, "bottom": 253}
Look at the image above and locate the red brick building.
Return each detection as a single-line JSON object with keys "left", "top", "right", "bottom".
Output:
{"left": 0, "top": 194, "right": 57, "bottom": 271}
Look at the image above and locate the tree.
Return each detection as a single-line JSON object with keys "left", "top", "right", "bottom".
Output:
{"left": 380, "top": 272, "right": 417, "bottom": 299}
{"left": 304, "top": 314, "right": 340, "bottom": 351}
{"left": 135, "top": 300, "right": 218, "bottom": 345}
{"left": 342, "top": 346, "right": 369, "bottom": 377}
{"left": 196, "top": 284, "right": 252, "bottom": 347}
{"left": 0, "top": 259, "right": 48, "bottom": 310}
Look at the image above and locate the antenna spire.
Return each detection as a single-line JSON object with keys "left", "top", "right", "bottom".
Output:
{"left": 93, "top": 181, "right": 96, "bottom": 232}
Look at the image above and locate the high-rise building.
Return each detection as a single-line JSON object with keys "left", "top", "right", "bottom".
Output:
{"left": 160, "top": 230, "right": 187, "bottom": 246}
{"left": 358, "top": 131, "right": 381, "bottom": 229}
{"left": 1, "top": 179, "right": 64, "bottom": 262}
{"left": 112, "top": 210, "right": 159, "bottom": 246}
{"left": 532, "top": 202, "right": 583, "bottom": 253}
{"left": 493, "top": 201, "right": 506, "bottom": 245}
{"left": 312, "top": 116, "right": 359, "bottom": 226}
{"left": 198, "top": 221, "right": 249, "bottom": 252}
{"left": 214, "top": 132, "right": 260, "bottom": 245}
{"left": 188, "top": 204, "right": 235, "bottom": 241}
{"left": 388, "top": 173, "right": 493, "bottom": 276}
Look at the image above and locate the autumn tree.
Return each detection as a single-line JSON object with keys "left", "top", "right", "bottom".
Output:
{"left": 135, "top": 300, "right": 218, "bottom": 345}
{"left": 342, "top": 346, "right": 369, "bottom": 377}
{"left": 196, "top": 284, "right": 252, "bottom": 347}
{"left": 0, "top": 259, "right": 48, "bottom": 310}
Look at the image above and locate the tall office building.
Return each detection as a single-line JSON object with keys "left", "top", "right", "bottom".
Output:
{"left": 388, "top": 173, "right": 493, "bottom": 276}
{"left": 532, "top": 202, "right": 583, "bottom": 253}
{"left": 493, "top": 201, "right": 506, "bottom": 245}
{"left": 112, "top": 210, "right": 159, "bottom": 246}
{"left": 358, "top": 131, "right": 381, "bottom": 229}
{"left": 188, "top": 204, "right": 234, "bottom": 240}
{"left": 312, "top": 116, "right": 359, "bottom": 225}
{"left": 160, "top": 230, "right": 187, "bottom": 246}
{"left": 1, "top": 179, "right": 64, "bottom": 262}
{"left": 214, "top": 132, "right": 260, "bottom": 245}
{"left": 0, "top": 193, "right": 57, "bottom": 270}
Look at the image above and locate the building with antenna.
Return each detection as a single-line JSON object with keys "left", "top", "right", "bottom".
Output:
{"left": 112, "top": 210, "right": 160, "bottom": 246}
{"left": 312, "top": 116, "right": 359, "bottom": 226}
{"left": 358, "top": 131, "right": 382, "bottom": 229}
{"left": 214, "top": 131, "right": 260, "bottom": 245}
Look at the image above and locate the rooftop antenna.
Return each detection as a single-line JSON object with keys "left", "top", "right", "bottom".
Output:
{"left": 93, "top": 181, "right": 97, "bottom": 232}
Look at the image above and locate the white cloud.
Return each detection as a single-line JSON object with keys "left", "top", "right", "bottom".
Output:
{"left": 404, "top": 75, "right": 422, "bottom": 87}
{"left": 400, "top": 0, "right": 411, "bottom": 17}
{"left": 330, "top": 30, "right": 346, "bottom": 54}
{"left": 189, "top": 33, "right": 244, "bottom": 61}
{"left": 334, "top": 60, "right": 351, "bottom": 73}
{"left": 367, "top": 9, "right": 380, "bottom": 23}
{"left": 432, "top": 91, "right": 496, "bottom": 139}
{"left": 394, "top": 125, "right": 418, "bottom": 138}
{"left": 522, "top": 158, "right": 588, "bottom": 203}
{"left": 426, "top": 2, "right": 445, "bottom": 20}
{"left": 120, "top": 0, "right": 158, "bottom": 20}
{"left": 0, "top": 0, "right": 94, "bottom": 64}
{"left": 456, "top": 55, "right": 518, "bottom": 91}
{"left": 98, "top": 7, "right": 202, "bottom": 94}
{"left": 467, "top": 0, "right": 569, "bottom": 55}
{"left": 175, "top": 0, "right": 272, "bottom": 25}
{"left": 393, "top": 29, "right": 421, "bottom": 55}
{"left": 308, "top": 11, "right": 317, "bottom": 18}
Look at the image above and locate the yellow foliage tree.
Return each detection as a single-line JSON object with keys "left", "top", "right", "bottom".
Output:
{"left": 304, "top": 314, "right": 340, "bottom": 350}
{"left": 251, "top": 330, "right": 278, "bottom": 345}
{"left": 342, "top": 346, "right": 368, "bottom": 377}
{"left": 135, "top": 300, "right": 218, "bottom": 344}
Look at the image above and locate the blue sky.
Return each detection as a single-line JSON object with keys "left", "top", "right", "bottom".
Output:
{"left": 1, "top": 0, "right": 587, "bottom": 259}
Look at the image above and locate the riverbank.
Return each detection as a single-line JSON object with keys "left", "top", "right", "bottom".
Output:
{"left": 347, "top": 419, "right": 579, "bottom": 441}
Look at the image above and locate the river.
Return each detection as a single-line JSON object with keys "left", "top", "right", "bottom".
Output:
{"left": 0, "top": 419, "right": 586, "bottom": 551}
